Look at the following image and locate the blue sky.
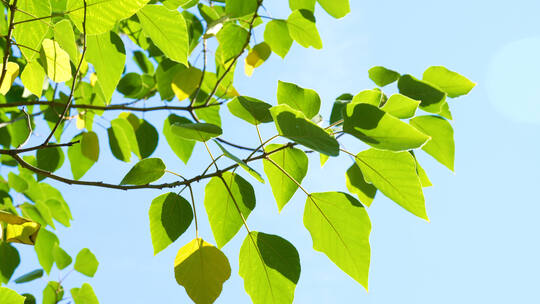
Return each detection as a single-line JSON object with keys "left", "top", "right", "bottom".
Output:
{"left": 6, "top": 0, "right": 540, "bottom": 303}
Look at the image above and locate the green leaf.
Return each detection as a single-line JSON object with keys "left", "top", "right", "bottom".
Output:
{"left": 410, "top": 116, "right": 455, "bottom": 171}
{"left": 351, "top": 89, "right": 384, "bottom": 107}
{"left": 183, "top": 11, "right": 204, "bottom": 53}
{"left": 135, "top": 120, "right": 159, "bottom": 159}
{"left": 120, "top": 158, "right": 166, "bottom": 185}
{"left": 133, "top": 50, "right": 155, "bottom": 74}
{"left": 34, "top": 200, "right": 55, "bottom": 229}
{"left": 174, "top": 238, "right": 231, "bottom": 304}
{"left": 41, "top": 39, "right": 72, "bottom": 83}
{"left": 149, "top": 193, "right": 193, "bottom": 255}
{"left": 53, "top": 245, "right": 72, "bottom": 270}
{"left": 263, "top": 144, "right": 308, "bottom": 211}
{"left": 14, "top": 269, "right": 43, "bottom": 284}
{"left": 86, "top": 31, "right": 126, "bottom": 103}
{"left": 422, "top": 66, "right": 476, "bottom": 98}
{"left": 156, "top": 59, "right": 185, "bottom": 100}
{"left": 239, "top": 232, "right": 301, "bottom": 304}
{"left": 368, "top": 66, "right": 400, "bottom": 87}
{"left": 345, "top": 163, "right": 377, "bottom": 207}
{"left": 117, "top": 73, "right": 143, "bottom": 98}
{"left": 227, "top": 96, "right": 272, "bottom": 125}
{"left": 42, "top": 281, "right": 63, "bottom": 304}
{"left": 329, "top": 93, "right": 353, "bottom": 124}
{"left": 277, "top": 81, "right": 321, "bottom": 119}
{"left": 411, "top": 152, "right": 432, "bottom": 188}
{"left": 13, "top": 0, "right": 51, "bottom": 61}
{"left": 398, "top": 74, "right": 447, "bottom": 113}
{"left": 289, "top": 0, "right": 315, "bottom": 11}
{"left": 342, "top": 103, "right": 430, "bottom": 151}
{"left": 71, "top": 283, "right": 99, "bottom": 304}
{"left": 137, "top": 5, "right": 189, "bottom": 65}
{"left": 317, "top": 0, "right": 349, "bottom": 18}
{"left": 44, "top": 199, "right": 71, "bottom": 227}
{"left": 0, "top": 287, "right": 25, "bottom": 304}
{"left": 22, "top": 293, "right": 36, "bottom": 304}
{"left": 35, "top": 229, "right": 59, "bottom": 274}
{"left": 204, "top": 172, "right": 256, "bottom": 248}
{"left": 36, "top": 146, "right": 65, "bottom": 174}
{"left": 108, "top": 118, "right": 139, "bottom": 162}
{"left": 214, "top": 141, "right": 264, "bottom": 183}
{"left": 74, "top": 248, "right": 99, "bottom": 277}
{"left": 0, "top": 62, "right": 19, "bottom": 95}
{"left": 54, "top": 20, "right": 79, "bottom": 65}
{"left": 163, "top": 115, "right": 196, "bottom": 164}
{"left": 264, "top": 20, "right": 293, "bottom": 58}
{"left": 67, "top": 0, "right": 150, "bottom": 35}
{"left": 304, "top": 192, "right": 371, "bottom": 289}
{"left": 8, "top": 172, "right": 28, "bottom": 193}
{"left": 216, "top": 23, "right": 249, "bottom": 63}
{"left": 171, "top": 66, "right": 202, "bottom": 101}
{"left": 0, "top": 241, "right": 20, "bottom": 284}
{"left": 380, "top": 94, "right": 420, "bottom": 119}
{"left": 21, "top": 61, "right": 46, "bottom": 98}
{"left": 270, "top": 105, "right": 339, "bottom": 156}
{"left": 287, "top": 9, "right": 322, "bottom": 49}
{"left": 171, "top": 122, "right": 222, "bottom": 142}
{"left": 355, "top": 149, "right": 428, "bottom": 220}
{"left": 7, "top": 112, "right": 30, "bottom": 147}
{"left": 226, "top": 0, "right": 257, "bottom": 17}
{"left": 68, "top": 132, "right": 99, "bottom": 180}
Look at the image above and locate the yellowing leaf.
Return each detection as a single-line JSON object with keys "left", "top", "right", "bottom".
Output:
{"left": 174, "top": 238, "right": 231, "bottom": 304}
{"left": 0, "top": 62, "right": 19, "bottom": 95}
{"left": 41, "top": 39, "right": 72, "bottom": 83}
{"left": 171, "top": 67, "right": 202, "bottom": 101}
{"left": 244, "top": 42, "right": 271, "bottom": 77}
{"left": 0, "top": 211, "right": 40, "bottom": 245}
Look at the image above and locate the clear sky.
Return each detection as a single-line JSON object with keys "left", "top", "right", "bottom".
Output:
{"left": 6, "top": 0, "right": 540, "bottom": 303}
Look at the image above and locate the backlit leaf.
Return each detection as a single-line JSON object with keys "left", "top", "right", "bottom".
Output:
{"left": 71, "top": 283, "right": 99, "bottom": 304}
{"left": 120, "top": 158, "right": 166, "bottom": 185}
{"left": 0, "top": 287, "right": 25, "bottom": 304}
{"left": 398, "top": 74, "right": 447, "bottom": 113}
{"left": 171, "top": 122, "right": 222, "bottom": 142}
{"left": 20, "top": 62, "right": 45, "bottom": 98}
{"left": 149, "top": 193, "right": 193, "bottom": 255}
{"left": 67, "top": 0, "right": 150, "bottom": 35}
{"left": 263, "top": 144, "right": 308, "bottom": 211}
{"left": 355, "top": 149, "right": 427, "bottom": 220}
{"left": 13, "top": 0, "right": 51, "bottom": 61}
{"left": 204, "top": 172, "right": 255, "bottom": 248}
{"left": 227, "top": 96, "right": 273, "bottom": 125}
{"left": 317, "top": 0, "right": 350, "bottom": 18}
{"left": 380, "top": 94, "right": 420, "bottom": 119}
{"left": 245, "top": 42, "right": 271, "bottom": 76}
{"left": 239, "top": 232, "right": 301, "bottom": 304}
{"left": 174, "top": 238, "right": 231, "bottom": 304}
{"left": 137, "top": 5, "right": 189, "bottom": 65}
{"left": 345, "top": 163, "right": 376, "bottom": 207}
{"left": 270, "top": 105, "right": 339, "bottom": 156}
{"left": 287, "top": 10, "right": 322, "bottom": 49}
{"left": 342, "top": 103, "right": 430, "bottom": 151}
{"left": 35, "top": 229, "right": 59, "bottom": 274}
{"left": 0, "top": 62, "right": 20, "bottom": 95}
{"left": 368, "top": 66, "right": 400, "bottom": 87}
{"left": 163, "top": 115, "right": 196, "bottom": 164}
{"left": 304, "top": 192, "right": 371, "bottom": 289}
{"left": 226, "top": 0, "right": 258, "bottom": 17}
{"left": 86, "top": 32, "right": 126, "bottom": 103}
{"left": 0, "top": 241, "right": 20, "bottom": 284}
{"left": 214, "top": 141, "right": 264, "bottom": 183}
{"left": 74, "top": 248, "right": 99, "bottom": 277}
{"left": 422, "top": 66, "right": 476, "bottom": 98}
{"left": 410, "top": 115, "right": 455, "bottom": 171}
{"left": 277, "top": 81, "right": 321, "bottom": 119}
{"left": 41, "top": 39, "right": 72, "bottom": 83}
{"left": 264, "top": 20, "right": 293, "bottom": 58}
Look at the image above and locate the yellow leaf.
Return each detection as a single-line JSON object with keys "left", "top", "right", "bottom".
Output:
{"left": 76, "top": 114, "right": 85, "bottom": 129}
{"left": 89, "top": 73, "right": 98, "bottom": 86}
{"left": 0, "top": 62, "right": 20, "bottom": 95}
{"left": 174, "top": 238, "right": 231, "bottom": 304}
{"left": 171, "top": 67, "right": 202, "bottom": 101}
{"left": 42, "top": 39, "right": 72, "bottom": 83}
{"left": 0, "top": 211, "right": 40, "bottom": 245}
{"left": 244, "top": 42, "right": 271, "bottom": 77}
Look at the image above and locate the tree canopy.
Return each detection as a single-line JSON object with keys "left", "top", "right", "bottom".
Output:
{"left": 0, "top": 0, "right": 474, "bottom": 303}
